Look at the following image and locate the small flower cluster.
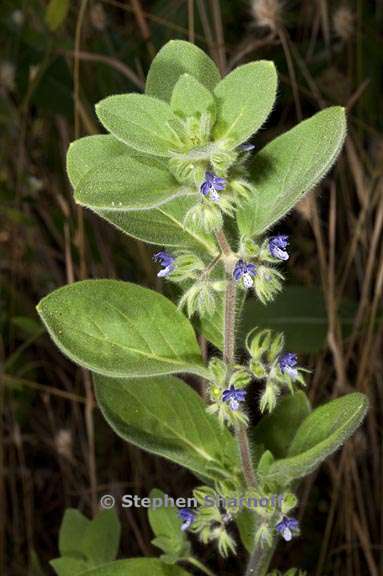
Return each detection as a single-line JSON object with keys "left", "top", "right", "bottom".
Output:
{"left": 232, "top": 235, "right": 290, "bottom": 304}
{"left": 247, "top": 329, "right": 306, "bottom": 413}
{"left": 185, "top": 486, "right": 236, "bottom": 558}
{"left": 206, "top": 358, "right": 251, "bottom": 427}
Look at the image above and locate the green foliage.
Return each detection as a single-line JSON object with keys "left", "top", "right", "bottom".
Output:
{"left": 96, "top": 95, "right": 184, "bottom": 157}
{"left": 253, "top": 391, "right": 311, "bottom": 459}
{"left": 51, "top": 509, "right": 120, "bottom": 575}
{"left": 148, "top": 488, "right": 191, "bottom": 563}
{"left": 259, "top": 393, "right": 368, "bottom": 485}
{"left": 145, "top": 40, "right": 221, "bottom": 102}
{"left": 240, "top": 286, "right": 358, "bottom": 353}
{"left": 37, "top": 280, "right": 206, "bottom": 378}
{"left": 237, "top": 107, "right": 347, "bottom": 236}
{"left": 75, "top": 155, "right": 186, "bottom": 211}
{"left": 171, "top": 74, "right": 215, "bottom": 119}
{"left": 45, "top": 0, "right": 70, "bottom": 31}
{"left": 213, "top": 61, "right": 278, "bottom": 148}
{"left": 62, "top": 558, "right": 192, "bottom": 576}
{"left": 94, "top": 374, "right": 240, "bottom": 480}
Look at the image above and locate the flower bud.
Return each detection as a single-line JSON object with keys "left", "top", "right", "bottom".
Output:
{"left": 281, "top": 492, "right": 298, "bottom": 514}
{"left": 249, "top": 359, "right": 268, "bottom": 379}
{"left": 254, "top": 266, "right": 283, "bottom": 304}
{"left": 254, "top": 522, "right": 273, "bottom": 548}
{"left": 184, "top": 202, "right": 223, "bottom": 233}
{"left": 229, "top": 367, "right": 252, "bottom": 388}
{"left": 248, "top": 329, "right": 272, "bottom": 360}
{"left": 267, "top": 332, "right": 285, "bottom": 362}
{"left": 260, "top": 381, "right": 279, "bottom": 413}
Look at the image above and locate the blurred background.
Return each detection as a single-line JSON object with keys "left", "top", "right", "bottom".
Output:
{"left": 1, "top": 1, "right": 382, "bottom": 574}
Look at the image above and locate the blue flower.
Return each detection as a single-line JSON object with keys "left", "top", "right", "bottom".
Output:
{"left": 153, "top": 251, "right": 175, "bottom": 277}
{"left": 233, "top": 259, "right": 257, "bottom": 288}
{"left": 279, "top": 352, "right": 298, "bottom": 379}
{"left": 178, "top": 508, "right": 195, "bottom": 531}
{"left": 269, "top": 235, "right": 289, "bottom": 260}
{"left": 200, "top": 171, "right": 226, "bottom": 202}
{"left": 275, "top": 516, "right": 299, "bottom": 541}
{"left": 222, "top": 385, "right": 247, "bottom": 411}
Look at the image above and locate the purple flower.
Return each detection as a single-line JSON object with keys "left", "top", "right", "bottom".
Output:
{"left": 222, "top": 385, "right": 247, "bottom": 411}
{"left": 178, "top": 508, "right": 195, "bottom": 531}
{"left": 275, "top": 516, "right": 299, "bottom": 541}
{"left": 269, "top": 235, "right": 289, "bottom": 261}
{"left": 233, "top": 259, "right": 257, "bottom": 289}
{"left": 153, "top": 251, "right": 175, "bottom": 277}
{"left": 279, "top": 352, "right": 298, "bottom": 380}
{"left": 200, "top": 171, "right": 226, "bottom": 202}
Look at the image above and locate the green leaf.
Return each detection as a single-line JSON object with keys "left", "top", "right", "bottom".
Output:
{"left": 75, "top": 155, "right": 188, "bottom": 211}
{"left": 213, "top": 61, "right": 277, "bottom": 148}
{"left": 37, "top": 280, "right": 206, "bottom": 379}
{"left": 237, "top": 107, "right": 347, "bottom": 236}
{"left": 94, "top": 374, "right": 240, "bottom": 480}
{"left": 96, "top": 95, "right": 184, "bottom": 157}
{"left": 240, "top": 286, "right": 357, "bottom": 353}
{"left": 259, "top": 393, "right": 368, "bottom": 485}
{"left": 75, "top": 559, "right": 192, "bottom": 576}
{"left": 50, "top": 557, "right": 89, "bottom": 576}
{"left": 59, "top": 509, "right": 90, "bottom": 557}
{"left": 252, "top": 391, "right": 311, "bottom": 459}
{"left": 95, "top": 198, "right": 217, "bottom": 253}
{"left": 66, "top": 136, "right": 216, "bottom": 253}
{"left": 171, "top": 74, "right": 215, "bottom": 119}
{"left": 148, "top": 489, "right": 190, "bottom": 560}
{"left": 236, "top": 509, "right": 256, "bottom": 553}
{"left": 146, "top": 40, "right": 221, "bottom": 102}
{"left": 82, "top": 510, "right": 120, "bottom": 565}
{"left": 67, "top": 135, "right": 129, "bottom": 188}
{"left": 46, "top": 0, "right": 70, "bottom": 31}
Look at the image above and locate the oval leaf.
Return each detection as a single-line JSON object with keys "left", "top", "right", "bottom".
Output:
{"left": 213, "top": 61, "right": 277, "bottom": 148}
{"left": 237, "top": 106, "right": 347, "bottom": 236}
{"left": 260, "top": 392, "right": 368, "bottom": 485}
{"left": 37, "top": 280, "right": 206, "bottom": 378}
{"left": 65, "top": 135, "right": 217, "bottom": 253}
{"left": 171, "top": 74, "right": 215, "bottom": 119}
{"left": 146, "top": 40, "right": 221, "bottom": 102}
{"left": 75, "top": 155, "right": 187, "bottom": 211}
{"left": 95, "top": 374, "right": 240, "bottom": 481}
{"left": 96, "top": 94, "right": 184, "bottom": 157}
{"left": 95, "top": 198, "right": 217, "bottom": 252}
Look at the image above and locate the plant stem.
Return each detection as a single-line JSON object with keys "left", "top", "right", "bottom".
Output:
{"left": 215, "top": 230, "right": 256, "bottom": 488}
{"left": 186, "top": 556, "right": 217, "bottom": 576}
{"left": 245, "top": 540, "right": 277, "bottom": 576}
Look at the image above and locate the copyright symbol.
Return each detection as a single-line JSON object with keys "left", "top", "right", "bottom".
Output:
{"left": 100, "top": 494, "right": 115, "bottom": 509}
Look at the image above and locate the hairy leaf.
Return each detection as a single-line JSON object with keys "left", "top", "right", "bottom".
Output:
{"left": 37, "top": 280, "right": 206, "bottom": 378}
{"left": 146, "top": 40, "right": 221, "bottom": 102}
{"left": 171, "top": 74, "right": 215, "bottom": 119}
{"left": 259, "top": 393, "right": 368, "bottom": 485}
{"left": 96, "top": 94, "right": 184, "bottom": 157}
{"left": 148, "top": 489, "right": 190, "bottom": 560}
{"left": 58, "top": 509, "right": 90, "bottom": 557}
{"left": 75, "top": 559, "right": 191, "bottom": 576}
{"left": 95, "top": 374, "right": 240, "bottom": 480}
{"left": 50, "top": 557, "right": 89, "bottom": 576}
{"left": 253, "top": 392, "right": 311, "bottom": 459}
{"left": 66, "top": 135, "right": 217, "bottom": 253}
{"left": 81, "top": 510, "right": 120, "bottom": 565}
{"left": 75, "top": 155, "right": 188, "bottom": 211}
{"left": 237, "top": 107, "right": 347, "bottom": 236}
{"left": 213, "top": 61, "right": 277, "bottom": 148}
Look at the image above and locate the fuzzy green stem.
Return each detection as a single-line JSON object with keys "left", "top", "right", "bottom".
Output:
{"left": 245, "top": 539, "right": 277, "bottom": 576}
{"left": 215, "top": 230, "right": 256, "bottom": 488}
{"left": 186, "top": 556, "right": 217, "bottom": 576}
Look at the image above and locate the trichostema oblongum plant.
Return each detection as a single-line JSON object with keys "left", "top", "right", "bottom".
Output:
{"left": 36, "top": 40, "right": 368, "bottom": 576}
